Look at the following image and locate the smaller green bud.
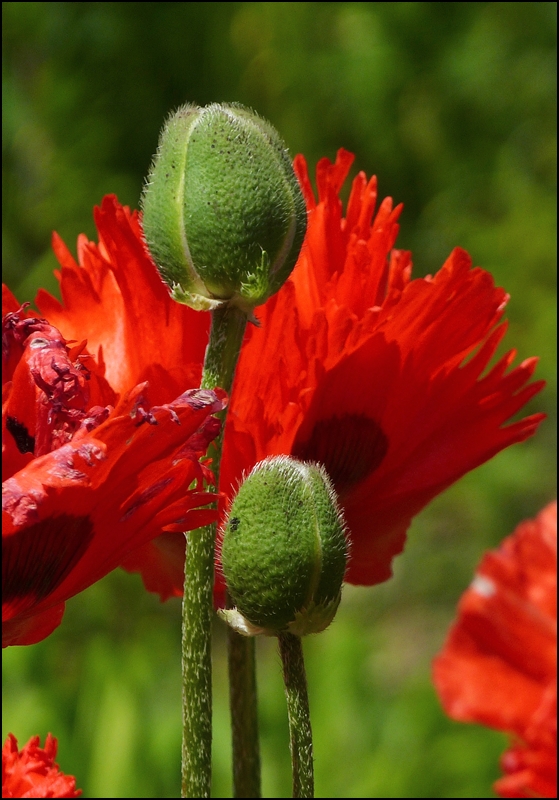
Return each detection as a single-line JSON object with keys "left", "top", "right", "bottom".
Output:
{"left": 219, "top": 456, "right": 349, "bottom": 637}
{"left": 141, "top": 103, "right": 307, "bottom": 315}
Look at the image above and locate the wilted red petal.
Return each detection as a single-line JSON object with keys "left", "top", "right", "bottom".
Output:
{"left": 433, "top": 502, "right": 557, "bottom": 798}
{"left": 2, "top": 309, "right": 116, "bottom": 483}
{"left": 2, "top": 380, "right": 224, "bottom": 647}
{"left": 2, "top": 733, "right": 81, "bottom": 798}
{"left": 3, "top": 229, "right": 228, "bottom": 630}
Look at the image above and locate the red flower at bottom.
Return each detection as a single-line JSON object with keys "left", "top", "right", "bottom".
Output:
{"left": 433, "top": 502, "right": 557, "bottom": 798}
{"left": 2, "top": 733, "right": 81, "bottom": 798}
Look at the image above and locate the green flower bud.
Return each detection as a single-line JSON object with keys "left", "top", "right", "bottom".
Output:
{"left": 141, "top": 103, "right": 307, "bottom": 315}
{"left": 219, "top": 456, "right": 349, "bottom": 637}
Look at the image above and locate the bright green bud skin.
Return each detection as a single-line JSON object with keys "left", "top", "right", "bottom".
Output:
{"left": 220, "top": 456, "right": 349, "bottom": 637}
{"left": 141, "top": 102, "right": 307, "bottom": 314}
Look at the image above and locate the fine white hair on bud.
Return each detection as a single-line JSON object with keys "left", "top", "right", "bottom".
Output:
{"left": 141, "top": 103, "right": 307, "bottom": 315}
{"left": 219, "top": 455, "right": 349, "bottom": 637}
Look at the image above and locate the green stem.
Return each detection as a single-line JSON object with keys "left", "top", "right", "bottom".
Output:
{"left": 181, "top": 520, "right": 214, "bottom": 798}
{"left": 228, "top": 629, "right": 261, "bottom": 797}
{"left": 181, "top": 304, "right": 247, "bottom": 798}
{"left": 278, "top": 633, "right": 314, "bottom": 799}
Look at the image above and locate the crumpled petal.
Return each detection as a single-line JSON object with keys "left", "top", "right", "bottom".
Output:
{"left": 2, "top": 305, "right": 224, "bottom": 646}
{"left": 2, "top": 733, "right": 81, "bottom": 798}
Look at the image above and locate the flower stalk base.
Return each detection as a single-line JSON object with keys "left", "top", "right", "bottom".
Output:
{"left": 228, "top": 628, "right": 261, "bottom": 797}
{"left": 278, "top": 632, "right": 314, "bottom": 798}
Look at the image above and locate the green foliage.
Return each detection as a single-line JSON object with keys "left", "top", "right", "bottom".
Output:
{"left": 2, "top": 3, "right": 556, "bottom": 797}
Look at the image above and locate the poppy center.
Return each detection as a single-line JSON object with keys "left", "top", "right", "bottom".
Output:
{"left": 292, "top": 414, "right": 388, "bottom": 497}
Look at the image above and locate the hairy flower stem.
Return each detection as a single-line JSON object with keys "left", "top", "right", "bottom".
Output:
{"left": 228, "top": 629, "right": 261, "bottom": 797}
{"left": 181, "top": 304, "right": 247, "bottom": 798}
{"left": 278, "top": 632, "right": 314, "bottom": 798}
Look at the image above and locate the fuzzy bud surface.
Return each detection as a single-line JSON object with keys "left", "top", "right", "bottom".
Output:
{"left": 141, "top": 103, "right": 307, "bottom": 314}
{"left": 220, "top": 456, "right": 348, "bottom": 637}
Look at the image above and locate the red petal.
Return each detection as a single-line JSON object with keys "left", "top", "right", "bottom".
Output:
{"left": 2, "top": 733, "right": 81, "bottom": 798}
{"left": 37, "top": 197, "right": 210, "bottom": 405}
{"left": 221, "top": 159, "right": 545, "bottom": 587}
{"left": 2, "top": 387, "right": 223, "bottom": 647}
{"left": 433, "top": 502, "right": 557, "bottom": 799}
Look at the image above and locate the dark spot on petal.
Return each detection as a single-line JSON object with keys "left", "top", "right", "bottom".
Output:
{"left": 293, "top": 414, "right": 388, "bottom": 497}
{"left": 2, "top": 514, "right": 94, "bottom": 615}
{"left": 6, "top": 416, "right": 35, "bottom": 455}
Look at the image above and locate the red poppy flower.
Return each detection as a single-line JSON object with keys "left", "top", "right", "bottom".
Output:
{"left": 220, "top": 149, "right": 546, "bottom": 585}
{"left": 18, "top": 148, "right": 545, "bottom": 601}
{"left": 2, "top": 294, "right": 224, "bottom": 647}
{"left": 2, "top": 733, "right": 81, "bottom": 798}
{"left": 433, "top": 501, "right": 557, "bottom": 798}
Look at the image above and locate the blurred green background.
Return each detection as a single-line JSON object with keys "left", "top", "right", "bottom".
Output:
{"left": 2, "top": 2, "right": 556, "bottom": 797}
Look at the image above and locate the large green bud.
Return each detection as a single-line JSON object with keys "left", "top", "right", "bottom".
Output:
{"left": 141, "top": 103, "right": 307, "bottom": 315}
{"left": 220, "top": 456, "right": 349, "bottom": 637}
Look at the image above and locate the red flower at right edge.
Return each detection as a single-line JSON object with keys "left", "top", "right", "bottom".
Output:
{"left": 433, "top": 502, "right": 557, "bottom": 798}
